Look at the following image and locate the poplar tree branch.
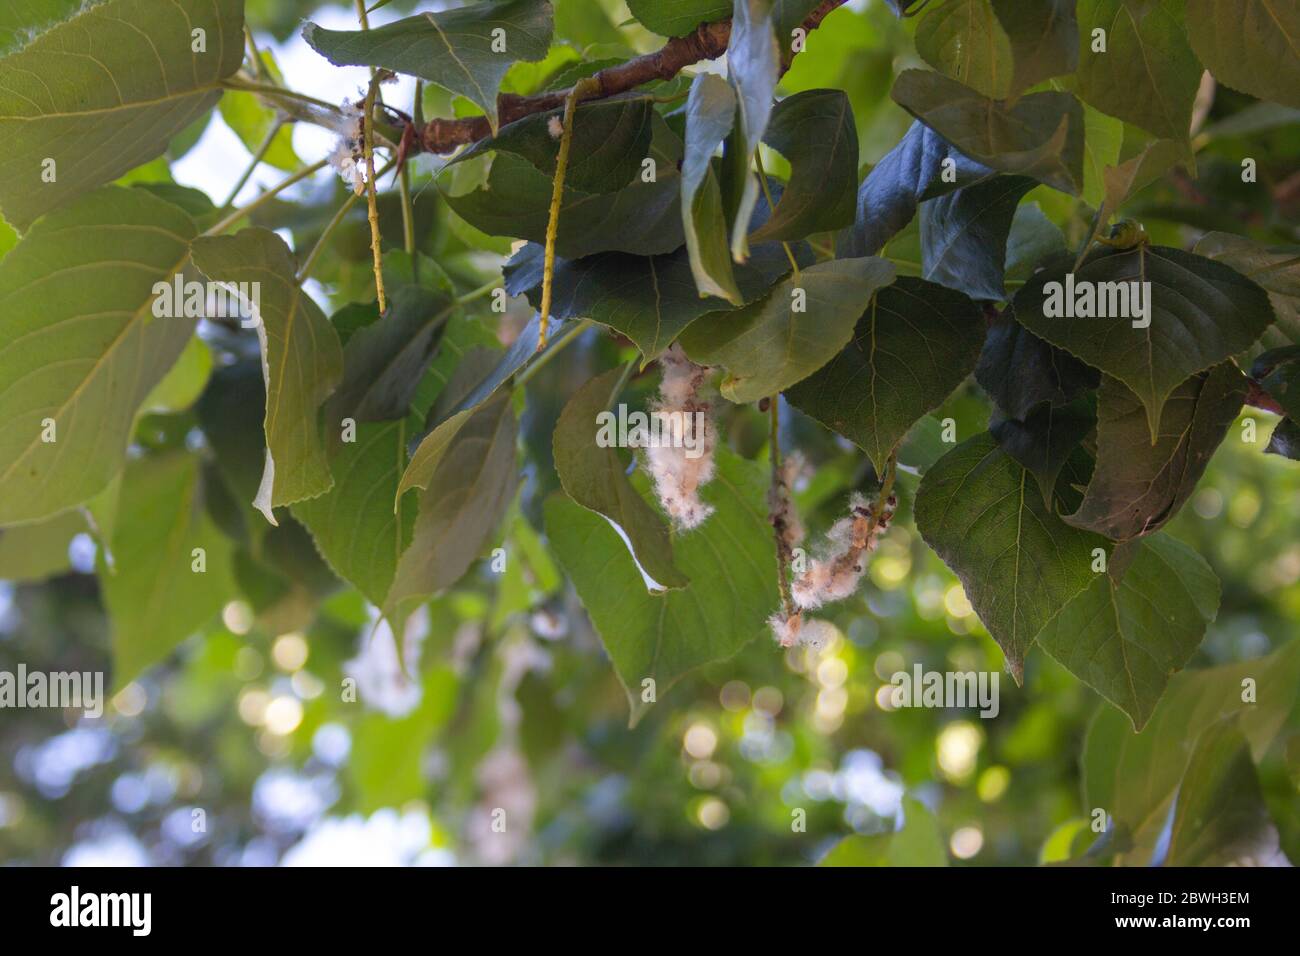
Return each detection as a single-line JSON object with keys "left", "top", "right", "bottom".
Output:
{"left": 415, "top": 0, "right": 851, "bottom": 155}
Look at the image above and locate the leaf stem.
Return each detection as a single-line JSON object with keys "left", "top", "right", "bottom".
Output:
{"left": 219, "top": 119, "right": 285, "bottom": 212}
{"left": 295, "top": 157, "right": 398, "bottom": 283}
{"left": 222, "top": 78, "right": 341, "bottom": 117}
{"left": 539, "top": 77, "right": 602, "bottom": 350}
{"left": 513, "top": 319, "right": 594, "bottom": 389}
{"left": 203, "top": 159, "right": 329, "bottom": 237}
{"left": 755, "top": 151, "right": 800, "bottom": 278}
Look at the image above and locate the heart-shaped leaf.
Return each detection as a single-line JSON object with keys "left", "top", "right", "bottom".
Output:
{"left": 1037, "top": 533, "right": 1219, "bottom": 730}
{"left": 787, "top": 276, "right": 984, "bottom": 473}
{"left": 920, "top": 174, "right": 1036, "bottom": 300}
{"left": 303, "top": 0, "right": 554, "bottom": 133}
{"left": 914, "top": 431, "right": 1106, "bottom": 681}
{"left": 1065, "top": 364, "right": 1246, "bottom": 541}
{"left": 1184, "top": 0, "right": 1300, "bottom": 109}
{"left": 680, "top": 257, "right": 896, "bottom": 403}
{"left": 1013, "top": 245, "right": 1273, "bottom": 437}
{"left": 0, "top": 187, "right": 198, "bottom": 525}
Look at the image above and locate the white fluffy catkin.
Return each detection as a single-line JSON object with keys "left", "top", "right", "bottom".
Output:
{"left": 642, "top": 343, "right": 717, "bottom": 530}
{"left": 328, "top": 99, "right": 367, "bottom": 196}
{"left": 791, "top": 492, "right": 895, "bottom": 611}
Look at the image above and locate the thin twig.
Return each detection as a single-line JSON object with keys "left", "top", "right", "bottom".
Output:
{"left": 203, "top": 159, "right": 330, "bottom": 238}
{"left": 363, "top": 73, "right": 387, "bottom": 313}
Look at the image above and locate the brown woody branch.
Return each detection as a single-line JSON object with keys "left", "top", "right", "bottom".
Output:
{"left": 416, "top": 0, "right": 851, "bottom": 155}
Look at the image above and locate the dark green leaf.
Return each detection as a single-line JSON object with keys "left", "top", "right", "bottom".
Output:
{"left": 990, "top": 397, "right": 1096, "bottom": 508}
{"left": 388, "top": 395, "right": 520, "bottom": 624}
{"left": 1012, "top": 246, "right": 1273, "bottom": 437}
{"left": 1037, "top": 533, "right": 1219, "bottom": 730}
{"left": 920, "top": 174, "right": 1036, "bottom": 300}
{"left": 1075, "top": 0, "right": 1201, "bottom": 142}
{"left": 444, "top": 114, "right": 685, "bottom": 259}
{"left": 749, "top": 88, "right": 858, "bottom": 243}
{"left": 977, "top": 319, "right": 1100, "bottom": 420}
{"left": 1065, "top": 365, "right": 1246, "bottom": 541}
{"left": 844, "top": 120, "right": 994, "bottom": 257}
{"left": 1251, "top": 346, "right": 1300, "bottom": 419}
{"left": 1266, "top": 417, "right": 1300, "bottom": 460}
{"left": 626, "top": 0, "right": 730, "bottom": 36}
{"left": 891, "top": 69, "right": 1085, "bottom": 194}
{"left": 787, "top": 277, "right": 984, "bottom": 472}
{"left": 1184, "top": 0, "right": 1300, "bottom": 109}
{"left": 991, "top": 0, "right": 1078, "bottom": 94}
{"left": 727, "top": 0, "right": 780, "bottom": 261}
{"left": 914, "top": 431, "right": 1105, "bottom": 681}
{"left": 457, "top": 98, "right": 654, "bottom": 194}
{"left": 302, "top": 0, "right": 554, "bottom": 132}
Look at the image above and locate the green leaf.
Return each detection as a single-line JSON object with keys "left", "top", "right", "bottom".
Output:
{"left": 219, "top": 87, "right": 300, "bottom": 175}
{"left": 0, "top": 508, "right": 85, "bottom": 581}
{"left": 302, "top": 0, "right": 554, "bottom": 133}
{"left": 818, "top": 797, "right": 948, "bottom": 866}
{"left": 1079, "top": 104, "right": 1124, "bottom": 208}
{"left": 1037, "top": 533, "right": 1218, "bottom": 730}
{"left": 786, "top": 277, "right": 984, "bottom": 473}
{"left": 1100, "top": 136, "right": 1186, "bottom": 215}
{"left": 727, "top": 0, "right": 780, "bottom": 262}
{"left": 191, "top": 228, "right": 344, "bottom": 524}
{"left": 1194, "top": 233, "right": 1300, "bottom": 346}
{"left": 991, "top": 0, "right": 1078, "bottom": 95}
{"left": 891, "top": 69, "right": 1084, "bottom": 194}
{"left": 350, "top": 664, "right": 458, "bottom": 813}
{"left": 1165, "top": 719, "right": 1284, "bottom": 866}
{"left": 1266, "top": 417, "right": 1300, "bottom": 460}
{"left": 293, "top": 418, "right": 417, "bottom": 608}
{"left": 914, "top": 432, "right": 1105, "bottom": 681}
{"left": 141, "top": 334, "right": 213, "bottom": 415}
{"left": 543, "top": 449, "right": 776, "bottom": 726}
{"left": 844, "top": 120, "right": 995, "bottom": 258}
{"left": 0, "top": 0, "right": 244, "bottom": 230}
{"left": 0, "top": 186, "right": 197, "bottom": 525}
{"left": 989, "top": 397, "right": 1096, "bottom": 508}
{"left": 1083, "top": 639, "right": 1300, "bottom": 863}
{"left": 101, "top": 452, "right": 236, "bottom": 689}
{"left": 1065, "top": 365, "right": 1246, "bottom": 542}
{"left": 457, "top": 98, "right": 654, "bottom": 194}
{"left": 552, "top": 367, "right": 689, "bottom": 590}
{"left": 1075, "top": 0, "right": 1201, "bottom": 142}
{"left": 749, "top": 88, "right": 858, "bottom": 243}
{"left": 977, "top": 319, "right": 1100, "bottom": 420}
{"left": 1184, "top": 0, "right": 1300, "bottom": 109}
{"left": 327, "top": 266, "right": 458, "bottom": 424}
{"left": 1004, "top": 201, "right": 1068, "bottom": 283}
{"left": 387, "top": 395, "right": 520, "bottom": 625}
{"left": 681, "top": 73, "right": 742, "bottom": 303}
{"left": 1253, "top": 346, "right": 1300, "bottom": 419}
{"left": 626, "top": 0, "right": 730, "bottom": 36}
{"left": 397, "top": 324, "right": 541, "bottom": 499}
{"left": 680, "top": 257, "right": 896, "bottom": 403}
{"left": 914, "top": 0, "right": 1014, "bottom": 100}
{"left": 444, "top": 113, "right": 685, "bottom": 259}
{"left": 502, "top": 236, "right": 796, "bottom": 365}
{"left": 1012, "top": 246, "right": 1273, "bottom": 437}
{"left": 0, "top": 0, "right": 83, "bottom": 58}
{"left": 920, "top": 174, "right": 1036, "bottom": 300}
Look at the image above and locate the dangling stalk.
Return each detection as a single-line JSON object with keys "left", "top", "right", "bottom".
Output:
{"left": 539, "top": 76, "right": 602, "bottom": 350}
{"left": 363, "top": 72, "right": 387, "bottom": 313}
{"left": 769, "top": 396, "right": 795, "bottom": 619}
